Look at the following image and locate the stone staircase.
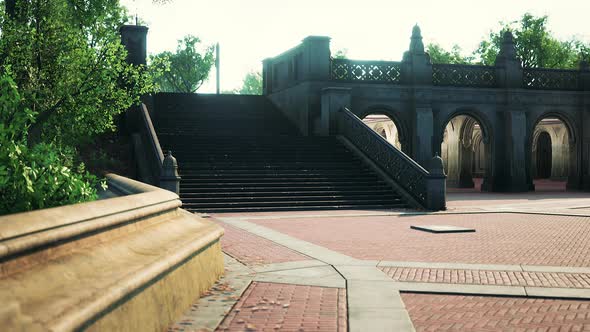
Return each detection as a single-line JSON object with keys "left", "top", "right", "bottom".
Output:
{"left": 154, "top": 94, "right": 410, "bottom": 213}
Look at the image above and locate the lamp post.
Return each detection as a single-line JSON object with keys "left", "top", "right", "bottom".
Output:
{"left": 216, "top": 42, "right": 220, "bottom": 94}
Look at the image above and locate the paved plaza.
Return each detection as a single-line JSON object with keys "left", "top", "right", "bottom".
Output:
{"left": 169, "top": 181, "right": 590, "bottom": 331}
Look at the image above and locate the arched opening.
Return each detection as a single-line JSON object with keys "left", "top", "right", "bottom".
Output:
{"left": 362, "top": 114, "right": 403, "bottom": 150}
{"left": 441, "top": 114, "right": 489, "bottom": 191}
{"left": 531, "top": 117, "right": 570, "bottom": 191}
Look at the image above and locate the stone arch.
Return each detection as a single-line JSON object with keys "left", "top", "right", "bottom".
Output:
{"left": 358, "top": 105, "right": 408, "bottom": 153}
{"left": 529, "top": 111, "right": 578, "bottom": 189}
{"left": 438, "top": 109, "right": 494, "bottom": 190}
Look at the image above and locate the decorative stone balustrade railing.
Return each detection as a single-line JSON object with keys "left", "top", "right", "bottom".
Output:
{"left": 336, "top": 108, "right": 446, "bottom": 210}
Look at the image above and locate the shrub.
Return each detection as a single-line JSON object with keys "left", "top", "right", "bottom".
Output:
{"left": 0, "top": 73, "right": 102, "bottom": 215}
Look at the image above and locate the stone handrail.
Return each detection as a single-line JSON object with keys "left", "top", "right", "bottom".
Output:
{"left": 523, "top": 67, "right": 581, "bottom": 91}
{"left": 330, "top": 58, "right": 403, "bottom": 83}
{"left": 136, "top": 103, "right": 164, "bottom": 185}
{"left": 0, "top": 174, "right": 224, "bottom": 331}
{"left": 336, "top": 108, "right": 446, "bottom": 210}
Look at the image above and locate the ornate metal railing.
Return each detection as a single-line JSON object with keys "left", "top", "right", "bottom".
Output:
{"left": 331, "top": 58, "right": 402, "bottom": 83}
{"left": 523, "top": 68, "right": 580, "bottom": 91}
{"left": 432, "top": 64, "right": 497, "bottom": 88}
{"left": 336, "top": 108, "right": 445, "bottom": 209}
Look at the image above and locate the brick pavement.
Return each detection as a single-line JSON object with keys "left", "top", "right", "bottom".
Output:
{"left": 381, "top": 266, "right": 590, "bottom": 289}
{"left": 218, "top": 221, "right": 310, "bottom": 266}
{"left": 250, "top": 213, "right": 590, "bottom": 267}
{"left": 402, "top": 293, "right": 590, "bottom": 331}
{"left": 216, "top": 282, "right": 347, "bottom": 332}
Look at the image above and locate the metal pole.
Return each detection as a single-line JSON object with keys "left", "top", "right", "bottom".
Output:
{"left": 216, "top": 43, "right": 220, "bottom": 94}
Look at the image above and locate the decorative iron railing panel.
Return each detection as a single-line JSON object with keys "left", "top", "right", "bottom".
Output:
{"left": 432, "top": 64, "right": 498, "bottom": 88}
{"left": 336, "top": 108, "right": 430, "bottom": 207}
{"left": 523, "top": 68, "right": 580, "bottom": 91}
{"left": 331, "top": 58, "right": 402, "bottom": 83}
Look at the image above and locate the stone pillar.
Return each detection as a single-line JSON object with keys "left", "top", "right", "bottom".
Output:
{"left": 494, "top": 31, "right": 523, "bottom": 89}
{"left": 320, "top": 88, "right": 351, "bottom": 136}
{"left": 160, "top": 151, "right": 181, "bottom": 195}
{"left": 301, "top": 36, "right": 331, "bottom": 81}
{"left": 579, "top": 61, "right": 590, "bottom": 189}
{"left": 491, "top": 31, "right": 528, "bottom": 191}
{"left": 401, "top": 25, "right": 433, "bottom": 85}
{"left": 120, "top": 25, "right": 149, "bottom": 66}
{"left": 119, "top": 25, "right": 148, "bottom": 134}
{"left": 501, "top": 110, "right": 529, "bottom": 191}
{"left": 402, "top": 25, "right": 434, "bottom": 167}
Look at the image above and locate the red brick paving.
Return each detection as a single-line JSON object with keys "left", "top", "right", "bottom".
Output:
{"left": 251, "top": 213, "right": 590, "bottom": 267}
{"left": 218, "top": 221, "right": 309, "bottom": 266}
{"left": 402, "top": 293, "right": 590, "bottom": 331}
{"left": 381, "top": 266, "right": 590, "bottom": 288}
{"left": 216, "top": 282, "right": 347, "bottom": 332}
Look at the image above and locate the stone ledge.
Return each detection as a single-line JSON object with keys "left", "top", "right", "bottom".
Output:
{"left": 0, "top": 174, "right": 224, "bottom": 331}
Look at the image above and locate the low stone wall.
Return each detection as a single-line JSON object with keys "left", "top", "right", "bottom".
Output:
{"left": 0, "top": 174, "right": 224, "bottom": 331}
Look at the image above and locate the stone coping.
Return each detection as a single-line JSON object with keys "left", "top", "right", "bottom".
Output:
{"left": 0, "top": 174, "right": 225, "bottom": 331}
{"left": 0, "top": 174, "right": 180, "bottom": 261}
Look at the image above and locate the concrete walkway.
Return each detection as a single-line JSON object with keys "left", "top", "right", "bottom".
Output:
{"left": 169, "top": 191, "right": 590, "bottom": 332}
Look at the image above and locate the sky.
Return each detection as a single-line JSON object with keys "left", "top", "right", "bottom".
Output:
{"left": 120, "top": 0, "right": 590, "bottom": 93}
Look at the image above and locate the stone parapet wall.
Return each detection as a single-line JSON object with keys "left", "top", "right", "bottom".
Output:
{"left": 0, "top": 174, "right": 224, "bottom": 331}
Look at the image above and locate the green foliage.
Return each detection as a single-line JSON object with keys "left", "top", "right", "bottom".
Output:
{"left": 237, "top": 71, "right": 262, "bottom": 95}
{"left": 0, "top": 0, "right": 151, "bottom": 214}
{"left": 149, "top": 35, "right": 215, "bottom": 93}
{"left": 333, "top": 49, "right": 348, "bottom": 59}
{"left": 0, "top": 73, "right": 101, "bottom": 215}
{"left": 474, "top": 13, "right": 590, "bottom": 68}
{"left": 0, "top": 0, "right": 153, "bottom": 147}
{"left": 427, "top": 44, "right": 473, "bottom": 64}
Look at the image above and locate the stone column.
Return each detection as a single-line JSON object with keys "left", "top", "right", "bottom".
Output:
{"left": 501, "top": 110, "right": 529, "bottom": 191}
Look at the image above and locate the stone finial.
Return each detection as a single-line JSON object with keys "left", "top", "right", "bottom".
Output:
{"left": 160, "top": 151, "right": 181, "bottom": 194}
{"left": 409, "top": 24, "right": 425, "bottom": 54}
{"left": 428, "top": 153, "right": 446, "bottom": 176}
{"left": 496, "top": 30, "right": 518, "bottom": 61}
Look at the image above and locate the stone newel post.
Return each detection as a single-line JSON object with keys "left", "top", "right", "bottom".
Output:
{"left": 427, "top": 154, "right": 447, "bottom": 210}
{"left": 160, "top": 151, "right": 181, "bottom": 195}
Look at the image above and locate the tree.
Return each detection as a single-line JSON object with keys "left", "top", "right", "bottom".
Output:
{"left": 0, "top": 0, "right": 152, "bottom": 147}
{"left": 426, "top": 44, "right": 473, "bottom": 64}
{"left": 333, "top": 48, "right": 348, "bottom": 59}
{"left": 474, "top": 13, "right": 590, "bottom": 68}
{"left": 0, "top": 0, "right": 151, "bottom": 214}
{"left": 237, "top": 71, "right": 262, "bottom": 95}
{"left": 150, "top": 35, "right": 215, "bottom": 93}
